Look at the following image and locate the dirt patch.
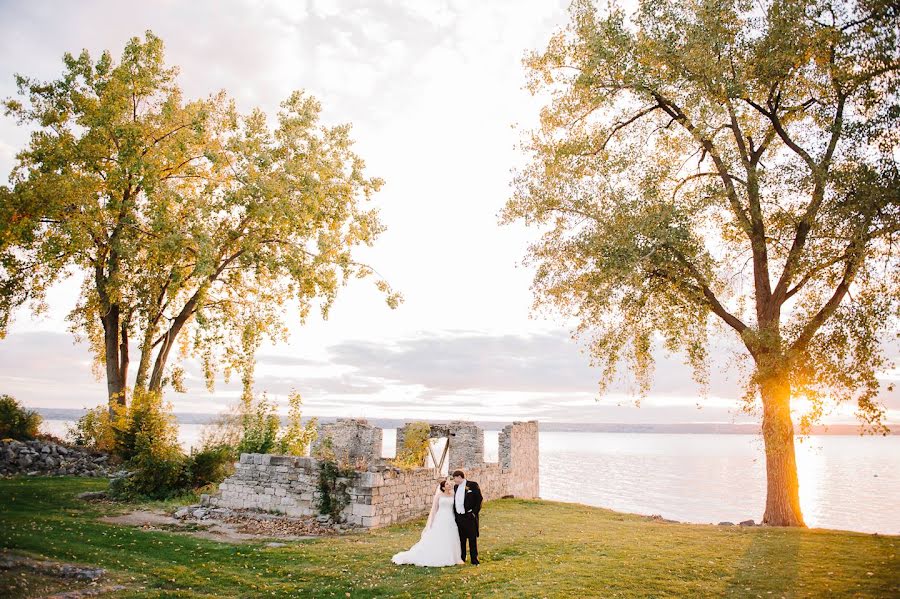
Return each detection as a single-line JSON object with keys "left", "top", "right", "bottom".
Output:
{"left": 0, "top": 552, "right": 126, "bottom": 598}
{"left": 99, "top": 510, "right": 317, "bottom": 544}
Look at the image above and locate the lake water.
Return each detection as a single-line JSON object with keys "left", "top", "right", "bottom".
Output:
{"left": 40, "top": 420, "right": 899, "bottom": 535}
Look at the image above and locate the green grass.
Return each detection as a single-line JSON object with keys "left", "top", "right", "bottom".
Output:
{"left": 0, "top": 477, "right": 897, "bottom": 598}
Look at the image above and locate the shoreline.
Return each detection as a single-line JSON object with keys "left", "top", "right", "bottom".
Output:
{"left": 531, "top": 496, "right": 900, "bottom": 537}
{"left": 31, "top": 408, "right": 891, "bottom": 435}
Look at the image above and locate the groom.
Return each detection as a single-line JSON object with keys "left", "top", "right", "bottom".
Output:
{"left": 452, "top": 469, "right": 483, "bottom": 565}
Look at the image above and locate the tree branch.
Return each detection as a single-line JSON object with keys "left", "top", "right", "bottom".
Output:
{"left": 665, "top": 246, "right": 748, "bottom": 334}
{"left": 653, "top": 92, "right": 753, "bottom": 235}
{"left": 579, "top": 104, "right": 662, "bottom": 156}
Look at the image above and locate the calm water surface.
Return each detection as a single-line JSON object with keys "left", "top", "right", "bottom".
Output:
{"left": 41, "top": 421, "right": 898, "bottom": 534}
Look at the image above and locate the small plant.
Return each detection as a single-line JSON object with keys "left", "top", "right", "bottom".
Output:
{"left": 276, "top": 390, "right": 317, "bottom": 456}
{"left": 67, "top": 389, "right": 179, "bottom": 461}
{"left": 236, "top": 392, "right": 281, "bottom": 455}
{"left": 111, "top": 444, "right": 191, "bottom": 500}
{"left": 0, "top": 395, "right": 42, "bottom": 440}
{"left": 113, "top": 389, "right": 180, "bottom": 461}
{"left": 67, "top": 405, "right": 115, "bottom": 450}
{"left": 392, "top": 421, "right": 432, "bottom": 470}
{"left": 189, "top": 444, "right": 235, "bottom": 488}
{"left": 314, "top": 437, "right": 356, "bottom": 522}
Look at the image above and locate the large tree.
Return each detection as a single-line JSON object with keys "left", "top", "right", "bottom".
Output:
{"left": 1, "top": 32, "right": 399, "bottom": 412}
{"left": 503, "top": 0, "right": 898, "bottom": 526}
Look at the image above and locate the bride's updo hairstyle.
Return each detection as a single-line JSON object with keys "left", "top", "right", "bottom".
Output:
{"left": 438, "top": 480, "right": 447, "bottom": 492}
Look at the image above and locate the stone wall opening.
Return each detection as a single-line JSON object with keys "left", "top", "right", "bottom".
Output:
{"left": 425, "top": 437, "right": 449, "bottom": 475}
{"left": 483, "top": 430, "right": 500, "bottom": 463}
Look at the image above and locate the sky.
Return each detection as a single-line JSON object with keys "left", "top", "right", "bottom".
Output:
{"left": 0, "top": 0, "right": 896, "bottom": 425}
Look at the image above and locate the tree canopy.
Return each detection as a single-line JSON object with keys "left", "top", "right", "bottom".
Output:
{"left": 504, "top": 0, "right": 898, "bottom": 525}
{"left": 1, "top": 32, "right": 400, "bottom": 408}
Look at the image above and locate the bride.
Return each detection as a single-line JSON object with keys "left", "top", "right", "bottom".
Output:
{"left": 392, "top": 480, "right": 462, "bottom": 567}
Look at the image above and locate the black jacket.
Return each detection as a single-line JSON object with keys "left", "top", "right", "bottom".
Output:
{"left": 454, "top": 480, "right": 483, "bottom": 536}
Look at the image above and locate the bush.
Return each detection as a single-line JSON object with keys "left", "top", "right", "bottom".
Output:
{"left": 111, "top": 443, "right": 236, "bottom": 501}
{"left": 392, "top": 421, "right": 432, "bottom": 469}
{"left": 112, "top": 445, "right": 191, "bottom": 500}
{"left": 227, "top": 389, "right": 317, "bottom": 456}
{"left": 113, "top": 389, "right": 180, "bottom": 462}
{"left": 0, "top": 395, "right": 42, "bottom": 440}
{"left": 189, "top": 444, "right": 235, "bottom": 489}
{"left": 236, "top": 393, "right": 281, "bottom": 455}
{"left": 316, "top": 460, "right": 355, "bottom": 521}
{"left": 67, "top": 389, "right": 179, "bottom": 462}
{"left": 276, "top": 390, "right": 317, "bottom": 456}
{"left": 67, "top": 405, "right": 115, "bottom": 451}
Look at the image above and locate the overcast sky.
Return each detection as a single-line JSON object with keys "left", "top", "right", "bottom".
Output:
{"left": 0, "top": 0, "right": 896, "bottom": 425}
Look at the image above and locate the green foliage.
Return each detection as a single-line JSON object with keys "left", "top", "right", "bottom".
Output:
{"left": 276, "top": 390, "right": 317, "bottom": 456}
{"left": 229, "top": 389, "right": 317, "bottom": 457}
{"left": 111, "top": 443, "right": 234, "bottom": 501}
{"left": 113, "top": 389, "right": 181, "bottom": 462}
{"left": 68, "top": 389, "right": 179, "bottom": 462}
{"left": 108, "top": 395, "right": 233, "bottom": 499}
{"left": 503, "top": 0, "right": 899, "bottom": 433}
{"left": 2, "top": 477, "right": 899, "bottom": 597}
{"left": 236, "top": 392, "right": 281, "bottom": 455}
{"left": 315, "top": 454, "right": 356, "bottom": 522}
{"left": 66, "top": 406, "right": 115, "bottom": 451}
{"left": 392, "top": 421, "right": 432, "bottom": 470}
{"left": 0, "top": 395, "right": 41, "bottom": 440}
{"left": 188, "top": 445, "right": 235, "bottom": 489}
{"left": 111, "top": 445, "right": 190, "bottom": 501}
{"left": 65, "top": 389, "right": 231, "bottom": 499}
{"left": 0, "top": 31, "right": 400, "bottom": 411}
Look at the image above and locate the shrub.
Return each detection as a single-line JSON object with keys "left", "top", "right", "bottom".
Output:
{"left": 221, "top": 389, "right": 317, "bottom": 457}
{"left": 189, "top": 444, "right": 235, "bottom": 488}
{"left": 315, "top": 445, "right": 356, "bottom": 522}
{"left": 113, "top": 389, "right": 180, "bottom": 462}
{"left": 236, "top": 392, "right": 280, "bottom": 455}
{"left": 392, "top": 421, "right": 432, "bottom": 469}
{"left": 67, "top": 389, "right": 179, "bottom": 461}
{"left": 112, "top": 445, "right": 191, "bottom": 500}
{"left": 111, "top": 441, "right": 235, "bottom": 501}
{"left": 67, "top": 405, "right": 115, "bottom": 450}
{"left": 276, "top": 390, "right": 317, "bottom": 456}
{"left": 0, "top": 395, "right": 42, "bottom": 440}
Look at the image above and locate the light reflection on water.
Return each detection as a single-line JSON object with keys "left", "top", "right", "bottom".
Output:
{"left": 538, "top": 432, "right": 899, "bottom": 535}
{"left": 40, "top": 421, "right": 897, "bottom": 534}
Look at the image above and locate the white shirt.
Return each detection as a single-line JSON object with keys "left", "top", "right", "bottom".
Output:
{"left": 455, "top": 479, "right": 466, "bottom": 514}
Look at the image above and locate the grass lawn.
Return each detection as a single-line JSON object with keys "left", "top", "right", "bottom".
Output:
{"left": 0, "top": 477, "right": 897, "bottom": 598}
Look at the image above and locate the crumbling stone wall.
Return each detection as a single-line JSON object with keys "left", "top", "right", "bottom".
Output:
{"left": 212, "top": 420, "right": 540, "bottom": 529}
{"left": 312, "top": 418, "right": 382, "bottom": 467}
{"left": 499, "top": 420, "right": 540, "bottom": 498}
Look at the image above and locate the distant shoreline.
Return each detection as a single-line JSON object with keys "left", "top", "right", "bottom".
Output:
{"left": 32, "top": 407, "right": 889, "bottom": 435}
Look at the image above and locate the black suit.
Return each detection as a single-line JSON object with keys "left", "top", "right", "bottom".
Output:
{"left": 454, "top": 480, "right": 483, "bottom": 564}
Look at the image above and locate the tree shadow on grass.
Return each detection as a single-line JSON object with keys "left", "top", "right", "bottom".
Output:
{"left": 723, "top": 527, "right": 802, "bottom": 598}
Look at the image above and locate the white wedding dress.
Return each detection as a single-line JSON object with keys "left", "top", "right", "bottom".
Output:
{"left": 392, "top": 495, "right": 462, "bottom": 567}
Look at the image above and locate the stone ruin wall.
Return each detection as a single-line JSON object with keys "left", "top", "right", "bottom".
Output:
{"left": 212, "top": 419, "right": 539, "bottom": 528}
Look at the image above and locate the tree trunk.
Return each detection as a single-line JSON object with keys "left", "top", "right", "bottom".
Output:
{"left": 101, "top": 305, "right": 127, "bottom": 415}
{"left": 134, "top": 332, "right": 155, "bottom": 391}
{"left": 147, "top": 302, "right": 196, "bottom": 392}
{"left": 147, "top": 331, "right": 175, "bottom": 393}
{"left": 146, "top": 282, "right": 210, "bottom": 392}
{"left": 760, "top": 370, "right": 805, "bottom": 527}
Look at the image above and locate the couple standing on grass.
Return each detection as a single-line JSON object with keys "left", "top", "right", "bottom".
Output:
{"left": 391, "top": 469, "right": 483, "bottom": 567}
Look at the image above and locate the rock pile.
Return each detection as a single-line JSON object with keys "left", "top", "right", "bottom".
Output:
{"left": 0, "top": 438, "right": 112, "bottom": 477}
{"left": 173, "top": 499, "right": 348, "bottom": 536}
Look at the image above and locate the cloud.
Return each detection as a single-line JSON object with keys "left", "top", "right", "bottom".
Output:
{"left": 321, "top": 330, "right": 746, "bottom": 397}
{"left": 1, "top": 328, "right": 896, "bottom": 424}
